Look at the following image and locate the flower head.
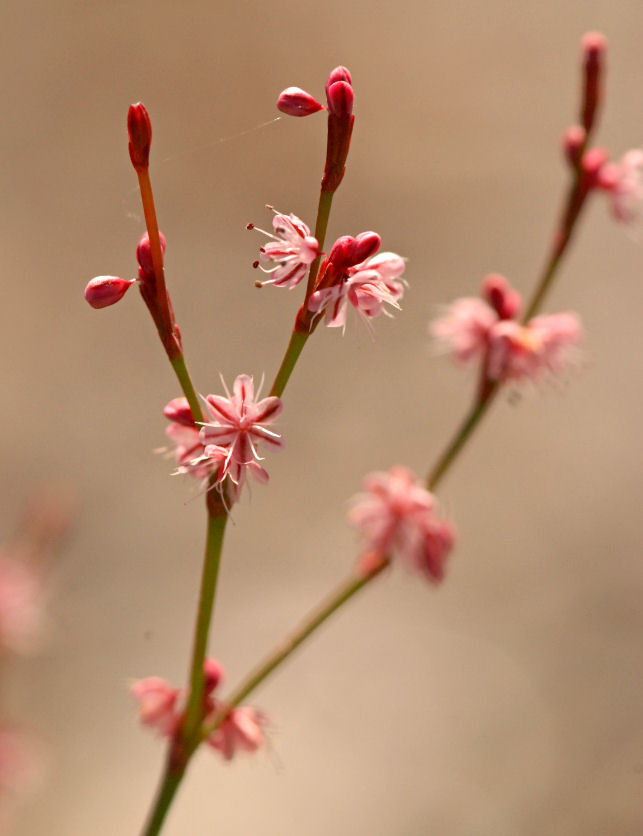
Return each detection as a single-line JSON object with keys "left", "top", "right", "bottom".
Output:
{"left": 130, "top": 677, "right": 180, "bottom": 737}
{"left": 349, "top": 466, "right": 455, "bottom": 583}
{"left": 206, "top": 707, "right": 267, "bottom": 761}
{"left": 308, "top": 235, "right": 406, "bottom": 330}
{"left": 430, "top": 274, "right": 582, "bottom": 384}
{"left": 198, "top": 375, "right": 283, "bottom": 499}
{"left": 595, "top": 149, "right": 643, "bottom": 224}
{"left": 251, "top": 208, "right": 318, "bottom": 289}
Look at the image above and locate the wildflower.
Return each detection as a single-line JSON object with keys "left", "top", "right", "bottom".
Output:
{"left": 130, "top": 677, "right": 180, "bottom": 737}
{"left": 595, "top": 149, "right": 643, "bottom": 224}
{"left": 251, "top": 209, "right": 318, "bottom": 289}
{"left": 206, "top": 707, "right": 267, "bottom": 761}
{"left": 348, "top": 466, "right": 455, "bottom": 583}
{"left": 431, "top": 274, "right": 582, "bottom": 383}
{"left": 198, "top": 375, "right": 283, "bottom": 498}
{"left": 308, "top": 236, "right": 406, "bottom": 329}
{"left": 163, "top": 397, "right": 212, "bottom": 480}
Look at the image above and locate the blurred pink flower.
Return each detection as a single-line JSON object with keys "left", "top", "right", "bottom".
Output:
{"left": 163, "top": 397, "right": 211, "bottom": 480}
{"left": 349, "top": 466, "right": 455, "bottom": 583}
{"left": 487, "top": 313, "right": 582, "bottom": 382}
{"left": 199, "top": 375, "right": 283, "bottom": 498}
{"left": 206, "top": 707, "right": 267, "bottom": 761}
{"left": 252, "top": 209, "right": 318, "bottom": 289}
{"left": 130, "top": 677, "right": 180, "bottom": 737}
{"left": 0, "top": 555, "right": 43, "bottom": 654}
{"left": 596, "top": 149, "right": 643, "bottom": 223}
{"left": 431, "top": 275, "right": 582, "bottom": 384}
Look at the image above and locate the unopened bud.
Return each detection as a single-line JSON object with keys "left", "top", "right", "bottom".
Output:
{"left": 136, "top": 231, "right": 167, "bottom": 279}
{"left": 581, "top": 147, "right": 609, "bottom": 186}
{"left": 353, "top": 231, "right": 381, "bottom": 264}
{"left": 561, "top": 124, "right": 586, "bottom": 166}
{"left": 203, "top": 658, "right": 225, "bottom": 694}
{"left": 325, "top": 66, "right": 352, "bottom": 99}
{"left": 326, "top": 80, "right": 353, "bottom": 118}
{"left": 277, "top": 87, "right": 324, "bottom": 117}
{"left": 127, "top": 102, "right": 152, "bottom": 172}
{"left": 580, "top": 32, "right": 607, "bottom": 134}
{"left": 163, "top": 397, "right": 195, "bottom": 427}
{"left": 84, "top": 276, "right": 135, "bottom": 309}
{"left": 481, "top": 274, "right": 521, "bottom": 320}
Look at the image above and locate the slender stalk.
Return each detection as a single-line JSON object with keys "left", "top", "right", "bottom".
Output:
{"left": 182, "top": 511, "right": 228, "bottom": 740}
{"left": 304, "top": 189, "right": 334, "bottom": 303}
{"left": 140, "top": 765, "right": 183, "bottom": 836}
{"left": 137, "top": 169, "right": 171, "bottom": 327}
{"left": 269, "top": 330, "right": 309, "bottom": 398}
{"left": 202, "top": 558, "right": 389, "bottom": 738}
{"left": 170, "top": 355, "right": 203, "bottom": 423}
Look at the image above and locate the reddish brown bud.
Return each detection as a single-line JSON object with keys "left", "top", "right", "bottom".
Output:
{"left": 128, "top": 102, "right": 152, "bottom": 172}
{"left": 561, "top": 124, "right": 586, "bottom": 167}
{"left": 277, "top": 87, "right": 324, "bottom": 117}
{"left": 481, "top": 274, "right": 521, "bottom": 320}
{"left": 580, "top": 32, "right": 607, "bottom": 134}
{"left": 163, "top": 397, "right": 195, "bottom": 427}
{"left": 84, "top": 276, "right": 135, "bottom": 309}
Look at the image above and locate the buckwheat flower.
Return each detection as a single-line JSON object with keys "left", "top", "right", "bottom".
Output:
{"left": 596, "top": 149, "right": 643, "bottom": 224}
{"left": 251, "top": 209, "right": 318, "bottom": 289}
{"left": 349, "top": 466, "right": 455, "bottom": 584}
{"left": 308, "top": 244, "right": 406, "bottom": 329}
{"left": 206, "top": 707, "right": 267, "bottom": 761}
{"left": 130, "top": 677, "right": 180, "bottom": 737}
{"left": 163, "top": 397, "right": 213, "bottom": 480}
{"left": 487, "top": 313, "right": 582, "bottom": 382}
{"left": 430, "top": 297, "right": 498, "bottom": 363}
{"left": 199, "top": 375, "right": 283, "bottom": 497}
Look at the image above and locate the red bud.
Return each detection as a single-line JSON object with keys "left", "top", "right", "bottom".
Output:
{"left": 163, "top": 397, "right": 195, "bottom": 427}
{"left": 561, "top": 124, "right": 586, "bottom": 167}
{"left": 326, "top": 80, "right": 353, "bottom": 118}
{"left": 580, "top": 32, "right": 607, "bottom": 134}
{"left": 481, "top": 274, "right": 521, "bottom": 320}
{"left": 277, "top": 87, "right": 324, "bottom": 117}
{"left": 325, "top": 66, "right": 352, "bottom": 99}
{"left": 136, "top": 231, "right": 167, "bottom": 279}
{"left": 84, "top": 276, "right": 135, "bottom": 309}
{"left": 128, "top": 102, "right": 152, "bottom": 172}
{"left": 353, "top": 231, "right": 381, "bottom": 264}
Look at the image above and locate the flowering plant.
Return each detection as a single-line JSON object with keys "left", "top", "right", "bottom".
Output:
{"left": 83, "top": 32, "right": 638, "bottom": 834}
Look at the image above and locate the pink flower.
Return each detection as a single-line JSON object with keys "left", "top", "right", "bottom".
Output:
{"left": 596, "top": 149, "right": 643, "bottom": 223}
{"left": 0, "top": 555, "right": 43, "bottom": 654}
{"left": 251, "top": 208, "right": 318, "bottom": 289}
{"left": 163, "top": 398, "right": 212, "bottom": 480}
{"left": 348, "top": 466, "right": 456, "bottom": 583}
{"left": 198, "top": 375, "right": 284, "bottom": 498}
{"left": 130, "top": 677, "right": 180, "bottom": 737}
{"left": 487, "top": 313, "right": 582, "bottom": 382}
{"left": 308, "top": 241, "right": 406, "bottom": 329}
{"left": 206, "top": 707, "right": 267, "bottom": 761}
{"left": 431, "top": 275, "right": 582, "bottom": 384}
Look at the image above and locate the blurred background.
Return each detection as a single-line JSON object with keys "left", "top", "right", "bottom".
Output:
{"left": 2, "top": 0, "right": 642, "bottom": 833}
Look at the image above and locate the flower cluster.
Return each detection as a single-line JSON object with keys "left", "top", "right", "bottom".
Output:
{"left": 131, "top": 658, "right": 267, "bottom": 761}
{"left": 164, "top": 375, "right": 283, "bottom": 501}
{"left": 349, "top": 467, "right": 456, "bottom": 583}
{"left": 431, "top": 274, "right": 582, "bottom": 384}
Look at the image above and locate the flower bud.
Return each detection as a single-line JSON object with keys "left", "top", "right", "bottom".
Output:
{"left": 326, "top": 80, "right": 353, "bottom": 118}
{"left": 163, "top": 397, "right": 195, "bottom": 427}
{"left": 581, "top": 146, "right": 609, "bottom": 187}
{"left": 328, "top": 235, "right": 357, "bottom": 267}
{"left": 203, "top": 658, "right": 225, "bottom": 694}
{"left": 580, "top": 32, "right": 607, "bottom": 134}
{"left": 353, "top": 231, "right": 381, "bottom": 264}
{"left": 127, "top": 102, "right": 152, "bottom": 172}
{"left": 136, "top": 231, "right": 167, "bottom": 279}
{"left": 481, "top": 274, "right": 521, "bottom": 320}
{"left": 277, "top": 87, "right": 324, "bottom": 117}
{"left": 325, "top": 66, "right": 352, "bottom": 99}
{"left": 84, "top": 276, "right": 135, "bottom": 309}
{"left": 561, "top": 124, "right": 586, "bottom": 167}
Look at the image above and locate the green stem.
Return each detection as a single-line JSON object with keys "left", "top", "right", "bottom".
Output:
{"left": 202, "top": 559, "right": 389, "bottom": 738}
{"left": 269, "top": 331, "right": 309, "bottom": 398}
{"left": 140, "top": 764, "right": 183, "bottom": 836}
{"left": 304, "top": 189, "right": 334, "bottom": 303}
{"left": 170, "top": 354, "right": 204, "bottom": 423}
{"left": 182, "top": 511, "right": 228, "bottom": 740}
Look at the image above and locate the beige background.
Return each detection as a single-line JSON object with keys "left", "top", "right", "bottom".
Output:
{"left": 2, "top": 1, "right": 642, "bottom": 834}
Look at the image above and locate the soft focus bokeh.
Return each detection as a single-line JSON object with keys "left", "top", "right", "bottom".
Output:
{"left": 2, "top": 1, "right": 642, "bottom": 834}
